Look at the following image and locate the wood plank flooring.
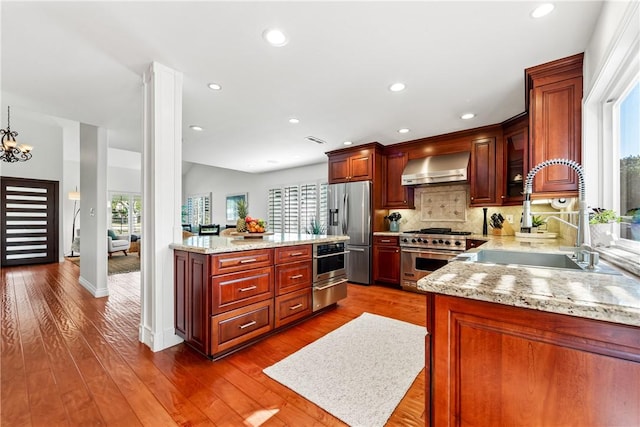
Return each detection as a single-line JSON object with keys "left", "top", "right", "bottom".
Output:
{"left": 1, "top": 260, "right": 426, "bottom": 426}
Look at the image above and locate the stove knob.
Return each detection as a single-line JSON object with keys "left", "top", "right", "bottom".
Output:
{"left": 444, "top": 240, "right": 451, "bottom": 245}
{"left": 416, "top": 237, "right": 422, "bottom": 243}
{"left": 438, "top": 239, "right": 444, "bottom": 244}
{"left": 411, "top": 238, "right": 417, "bottom": 243}
{"left": 432, "top": 240, "right": 438, "bottom": 244}
{"left": 402, "top": 238, "right": 408, "bottom": 243}
{"left": 454, "top": 241, "right": 462, "bottom": 246}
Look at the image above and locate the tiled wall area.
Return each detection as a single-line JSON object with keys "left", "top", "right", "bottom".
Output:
{"left": 385, "top": 184, "right": 579, "bottom": 244}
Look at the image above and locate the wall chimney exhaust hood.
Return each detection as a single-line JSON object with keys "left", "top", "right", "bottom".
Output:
{"left": 401, "top": 151, "right": 470, "bottom": 185}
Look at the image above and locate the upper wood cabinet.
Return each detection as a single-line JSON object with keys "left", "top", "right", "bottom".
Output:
{"left": 469, "top": 137, "right": 497, "bottom": 206}
{"left": 499, "top": 113, "right": 528, "bottom": 205}
{"left": 328, "top": 149, "right": 374, "bottom": 183}
{"left": 526, "top": 53, "right": 583, "bottom": 197}
{"left": 382, "top": 151, "right": 414, "bottom": 209}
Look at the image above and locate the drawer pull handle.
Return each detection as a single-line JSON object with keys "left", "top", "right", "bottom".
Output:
{"left": 240, "top": 258, "right": 258, "bottom": 264}
{"left": 289, "top": 252, "right": 304, "bottom": 257}
{"left": 289, "top": 303, "right": 303, "bottom": 310}
{"left": 239, "top": 320, "right": 257, "bottom": 329}
{"left": 238, "top": 285, "right": 257, "bottom": 292}
{"left": 381, "top": 239, "right": 391, "bottom": 243}
{"left": 290, "top": 274, "right": 304, "bottom": 279}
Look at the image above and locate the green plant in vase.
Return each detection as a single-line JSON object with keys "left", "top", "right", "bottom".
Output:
{"left": 306, "top": 217, "right": 326, "bottom": 235}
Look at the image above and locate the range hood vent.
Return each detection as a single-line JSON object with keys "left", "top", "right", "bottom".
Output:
{"left": 401, "top": 151, "right": 470, "bottom": 186}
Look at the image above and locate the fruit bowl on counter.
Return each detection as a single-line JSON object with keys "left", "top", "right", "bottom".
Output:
{"left": 232, "top": 216, "right": 273, "bottom": 238}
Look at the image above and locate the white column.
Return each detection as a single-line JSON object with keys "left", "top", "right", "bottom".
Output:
{"left": 78, "top": 123, "right": 109, "bottom": 297}
{"left": 140, "top": 62, "right": 184, "bottom": 351}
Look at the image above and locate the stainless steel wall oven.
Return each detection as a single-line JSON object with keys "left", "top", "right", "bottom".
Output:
{"left": 312, "top": 242, "right": 348, "bottom": 311}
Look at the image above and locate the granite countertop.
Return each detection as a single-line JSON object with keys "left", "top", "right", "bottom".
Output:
{"left": 373, "top": 231, "right": 401, "bottom": 236}
{"left": 170, "top": 233, "right": 349, "bottom": 254}
{"left": 418, "top": 236, "right": 640, "bottom": 327}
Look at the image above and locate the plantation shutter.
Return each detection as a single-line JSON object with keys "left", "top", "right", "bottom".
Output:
{"left": 268, "top": 188, "right": 283, "bottom": 233}
{"left": 283, "top": 186, "right": 299, "bottom": 233}
{"left": 300, "top": 184, "right": 318, "bottom": 233}
{"left": 319, "top": 183, "right": 328, "bottom": 230}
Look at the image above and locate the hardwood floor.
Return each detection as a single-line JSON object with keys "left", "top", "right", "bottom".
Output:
{"left": 1, "top": 260, "right": 426, "bottom": 426}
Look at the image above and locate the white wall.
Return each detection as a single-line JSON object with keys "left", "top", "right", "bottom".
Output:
{"left": 182, "top": 161, "right": 328, "bottom": 225}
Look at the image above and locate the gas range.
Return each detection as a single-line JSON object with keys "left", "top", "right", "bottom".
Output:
{"left": 399, "top": 228, "right": 471, "bottom": 251}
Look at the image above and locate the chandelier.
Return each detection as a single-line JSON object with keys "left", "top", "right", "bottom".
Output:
{"left": 1, "top": 106, "right": 33, "bottom": 163}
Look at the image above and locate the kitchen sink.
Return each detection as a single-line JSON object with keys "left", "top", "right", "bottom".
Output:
{"left": 458, "top": 249, "right": 621, "bottom": 275}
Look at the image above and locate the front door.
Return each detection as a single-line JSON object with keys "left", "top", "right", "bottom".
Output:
{"left": 1, "top": 177, "right": 59, "bottom": 266}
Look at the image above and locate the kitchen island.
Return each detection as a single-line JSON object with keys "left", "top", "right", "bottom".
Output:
{"left": 170, "top": 233, "right": 349, "bottom": 359}
{"left": 418, "top": 237, "right": 640, "bottom": 426}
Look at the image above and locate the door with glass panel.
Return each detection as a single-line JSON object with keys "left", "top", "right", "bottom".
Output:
{"left": 1, "top": 177, "right": 59, "bottom": 266}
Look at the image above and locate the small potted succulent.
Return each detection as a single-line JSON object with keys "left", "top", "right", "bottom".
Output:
{"left": 589, "top": 208, "right": 620, "bottom": 247}
{"left": 531, "top": 215, "right": 546, "bottom": 233}
{"left": 384, "top": 212, "right": 402, "bottom": 232}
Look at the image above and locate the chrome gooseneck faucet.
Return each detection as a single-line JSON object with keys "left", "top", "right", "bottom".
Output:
{"left": 521, "top": 158, "right": 591, "bottom": 249}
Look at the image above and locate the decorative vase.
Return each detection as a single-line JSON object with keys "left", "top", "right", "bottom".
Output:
{"left": 589, "top": 222, "right": 618, "bottom": 247}
{"left": 389, "top": 219, "right": 399, "bottom": 232}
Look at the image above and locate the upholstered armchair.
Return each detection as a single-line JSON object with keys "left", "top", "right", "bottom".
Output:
{"left": 107, "top": 229, "right": 130, "bottom": 257}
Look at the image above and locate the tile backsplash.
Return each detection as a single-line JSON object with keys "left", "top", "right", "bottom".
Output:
{"left": 385, "top": 183, "right": 578, "bottom": 244}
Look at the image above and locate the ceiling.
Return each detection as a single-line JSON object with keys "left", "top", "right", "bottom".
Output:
{"left": 2, "top": 1, "right": 603, "bottom": 173}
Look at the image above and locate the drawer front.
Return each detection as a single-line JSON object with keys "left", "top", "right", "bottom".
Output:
{"left": 211, "top": 249, "right": 273, "bottom": 275}
{"left": 275, "top": 244, "right": 312, "bottom": 264}
{"left": 211, "top": 267, "right": 273, "bottom": 314}
{"left": 374, "top": 235, "right": 399, "bottom": 246}
{"left": 211, "top": 299, "right": 273, "bottom": 355}
{"left": 275, "top": 288, "right": 312, "bottom": 329}
{"left": 275, "top": 260, "right": 312, "bottom": 295}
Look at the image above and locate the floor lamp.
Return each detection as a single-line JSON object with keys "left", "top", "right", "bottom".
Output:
{"left": 69, "top": 188, "right": 80, "bottom": 257}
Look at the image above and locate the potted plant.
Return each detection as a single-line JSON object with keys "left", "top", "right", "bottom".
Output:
{"left": 306, "top": 217, "right": 326, "bottom": 235}
{"left": 589, "top": 208, "right": 620, "bottom": 247}
{"left": 531, "top": 215, "right": 546, "bottom": 233}
{"left": 384, "top": 212, "right": 402, "bottom": 232}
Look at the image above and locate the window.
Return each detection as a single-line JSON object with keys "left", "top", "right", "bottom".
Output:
{"left": 618, "top": 81, "right": 640, "bottom": 242}
{"left": 110, "top": 193, "right": 142, "bottom": 236}
{"left": 268, "top": 182, "right": 328, "bottom": 234}
{"left": 185, "top": 193, "right": 211, "bottom": 230}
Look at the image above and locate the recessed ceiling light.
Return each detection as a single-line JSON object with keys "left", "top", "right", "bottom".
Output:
{"left": 263, "top": 29, "right": 288, "bottom": 47}
{"left": 389, "top": 82, "right": 406, "bottom": 92}
{"left": 208, "top": 83, "right": 222, "bottom": 90}
{"left": 398, "top": 128, "right": 410, "bottom": 134}
{"left": 531, "top": 3, "right": 555, "bottom": 18}
{"left": 288, "top": 118, "right": 300, "bottom": 124}
{"left": 343, "top": 141, "right": 353, "bottom": 146}
{"left": 461, "top": 113, "right": 476, "bottom": 120}
{"left": 190, "top": 125, "right": 203, "bottom": 131}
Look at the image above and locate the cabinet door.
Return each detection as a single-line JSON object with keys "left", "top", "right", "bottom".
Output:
{"left": 530, "top": 76, "right": 582, "bottom": 195}
{"left": 328, "top": 154, "right": 351, "bottom": 183}
{"left": 470, "top": 137, "right": 496, "bottom": 206}
{"left": 187, "top": 252, "right": 210, "bottom": 355}
{"left": 373, "top": 244, "right": 400, "bottom": 284}
{"left": 383, "top": 152, "right": 415, "bottom": 208}
{"left": 501, "top": 126, "right": 528, "bottom": 205}
{"left": 275, "top": 260, "right": 312, "bottom": 295}
{"left": 174, "top": 251, "right": 188, "bottom": 338}
{"left": 349, "top": 151, "right": 373, "bottom": 181}
{"left": 211, "top": 299, "right": 273, "bottom": 356}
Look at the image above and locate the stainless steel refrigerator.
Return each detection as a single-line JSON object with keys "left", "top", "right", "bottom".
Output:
{"left": 327, "top": 181, "right": 371, "bottom": 285}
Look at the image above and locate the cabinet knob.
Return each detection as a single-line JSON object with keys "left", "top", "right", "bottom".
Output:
{"left": 470, "top": 197, "right": 474, "bottom": 201}
{"left": 501, "top": 195, "right": 505, "bottom": 199}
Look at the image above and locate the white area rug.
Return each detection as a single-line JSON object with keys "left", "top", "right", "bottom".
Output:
{"left": 263, "top": 312, "right": 426, "bottom": 427}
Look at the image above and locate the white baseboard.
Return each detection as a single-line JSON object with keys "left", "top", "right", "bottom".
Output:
{"left": 139, "top": 324, "right": 183, "bottom": 352}
{"left": 79, "top": 276, "right": 110, "bottom": 298}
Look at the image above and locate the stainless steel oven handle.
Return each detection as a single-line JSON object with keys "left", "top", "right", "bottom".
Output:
{"left": 347, "top": 247, "right": 365, "bottom": 252}
{"left": 313, "top": 251, "right": 350, "bottom": 259}
{"left": 314, "top": 278, "right": 348, "bottom": 291}
{"left": 401, "top": 248, "right": 460, "bottom": 256}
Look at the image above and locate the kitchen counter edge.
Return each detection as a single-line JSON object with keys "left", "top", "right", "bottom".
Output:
{"left": 418, "top": 236, "right": 640, "bottom": 327}
{"left": 170, "top": 234, "right": 349, "bottom": 254}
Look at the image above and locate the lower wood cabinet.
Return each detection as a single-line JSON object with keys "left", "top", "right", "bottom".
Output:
{"left": 275, "top": 288, "right": 312, "bottom": 328}
{"left": 373, "top": 236, "right": 400, "bottom": 285}
{"left": 175, "top": 245, "right": 316, "bottom": 359}
{"left": 210, "top": 299, "right": 273, "bottom": 355}
{"left": 427, "top": 294, "right": 640, "bottom": 426}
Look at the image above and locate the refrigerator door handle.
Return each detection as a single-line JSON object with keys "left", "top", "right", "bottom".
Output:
{"left": 342, "top": 192, "right": 348, "bottom": 235}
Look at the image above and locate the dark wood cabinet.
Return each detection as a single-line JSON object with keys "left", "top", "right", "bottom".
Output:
{"left": 427, "top": 294, "right": 640, "bottom": 426}
{"left": 328, "top": 148, "right": 374, "bottom": 183}
{"left": 372, "top": 235, "right": 400, "bottom": 285}
{"left": 465, "top": 239, "right": 487, "bottom": 250}
{"left": 174, "top": 251, "right": 210, "bottom": 355}
{"left": 469, "top": 137, "right": 497, "bottom": 206}
{"left": 526, "top": 53, "right": 583, "bottom": 197}
{"left": 383, "top": 151, "right": 414, "bottom": 209}
{"left": 500, "top": 113, "right": 528, "bottom": 205}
